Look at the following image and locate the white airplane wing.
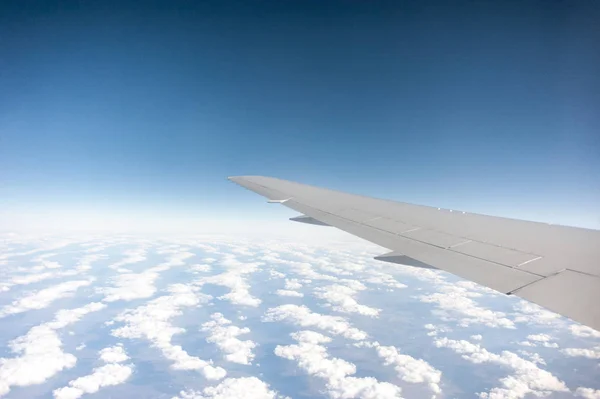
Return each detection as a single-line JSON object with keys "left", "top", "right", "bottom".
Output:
{"left": 228, "top": 175, "right": 600, "bottom": 331}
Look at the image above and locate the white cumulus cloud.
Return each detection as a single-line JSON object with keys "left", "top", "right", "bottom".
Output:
{"left": 434, "top": 337, "right": 568, "bottom": 398}
{"left": 570, "top": 325, "right": 600, "bottom": 339}
{"left": 201, "top": 313, "right": 256, "bottom": 365}
{"left": 53, "top": 363, "right": 133, "bottom": 399}
{"left": 53, "top": 344, "right": 132, "bottom": 399}
{"left": 314, "top": 282, "right": 380, "bottom": 317}
{"left": 0, "top": 280, "right": 93, "bottom": 318}
{"left": 111, "top": 283, "right": 226, "bottom": 380}
{"left": 195, "top": 256, "right": 262, "bottom": 307}
{"left": 418, "top": 285, "right": 514, "bottom": 329}
{"left": 0, "top": 302, "right": 106, "bottom": 397}
{"left": 366, "top": 342, "right": 442, "bottom": 396}
{"left": 262, "top": 304, "right": 367, "bottom": 340}
{"left": 276, "top": 289, "right": 304, "bottom": 297}
{"left": 99, "top": 345, "right": 129, "bottom": 363}
{"left": 100, "top": 251, "right": 194, "bottom": 301}
{"left": 274, "top": 331, "right": 403, "bottom": 399}
{"left": 561, "top": 346, "right": 600, "bottom": 359}
{"left": 176, "top": 377, "right": 285, "bottom": 399}
{"left": 576, "top": 387, "right": 600, "bottom": 399}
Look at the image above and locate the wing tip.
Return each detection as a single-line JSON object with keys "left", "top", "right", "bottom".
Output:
{"left": 227, "top": 175, "right": 275, "bottom": 183}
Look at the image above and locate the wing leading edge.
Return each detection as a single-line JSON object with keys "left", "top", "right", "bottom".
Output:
{"left": 228, "top": 175, "right": 600, "bottom": 331}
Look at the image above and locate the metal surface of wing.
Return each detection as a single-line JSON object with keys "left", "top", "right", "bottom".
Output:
{"left": 228, "top": 175, "right": 600, "bottom": 331}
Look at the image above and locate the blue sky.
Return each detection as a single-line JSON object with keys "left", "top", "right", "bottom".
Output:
{"left": 1, "top": 0, "right": 599, "bottom": 232}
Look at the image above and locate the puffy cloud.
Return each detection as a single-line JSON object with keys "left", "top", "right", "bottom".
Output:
{"left": 47, "top": 302, "right": 107, "bottom": 329}
{"left": 108, "top": 247, "right": 148, "bottom": 271}
{"left": 471, "top": 335, "right": 483, "bottom": 341}
{"left": 526, "top": 334, "right": 552, "bottom": 342}
{"left": 516, "top": 350, "right": 546, "bottom": 366}
{"left": 53, "top": 363, "right": 132, "bottom": 399}
{"left": 99, "top": 271, "right": 159, "bottom": 302}
{"left": 284, "top": 279, "right": 302, "bottom": 290}
{"left": 9, "top": 272, "right": 56, "bottom": 286}
{"left": 99, "top": 345, "right": 129, "bottom": 363}
{"left": 518, "top": 334, "right": 559, "bottom": 349}
{"left": 423, "top": 324, "right": 452, "bottom": 337}
{"left": 176, "top": 377, "right": 284, "bottom": 399}
{"left": 359, "top": 342, "right": 441, "bottom": 396}
{"left": 561, "top": 346, "right": 600, "bottom": 359}
{"left": 100, "top": 251, "right": 194, "bottom": 302}
{"left": 380, "top": 346, "right": 440, "bottom": 395}
{"left": 111, "top": 284, "right": 226, "bottom": 380}
{"left": 262, "top": 304, "right": 367, "bottom": 340}
{"left": 281, "top": 260, "right": 338, "bottom": 281}
{"left": 363, "top": 271, "right": 407, "bottom": 289}
{"left": 53, "top": 344, "right": 132, "bottom": 399}
{"left": 512, "top": 301, "right": 561, "bottom": 326}
{"left": 434, "top": 337, "right": 568, "bottom": 398}
{"left": 30, "top": 259, "right": 62, "bottom": 271}
{"left": 0, "top": 280, "right": 93, "bottom": 317}
{"left": 190, "top": 264, "right": 212, "bottom": 273}
{"left": 0, "top": 302, "right": 106, "bottom": 396}
{"left": 4, "top": 253, "right": 102, "bottom": 290}
{"left": 576, "top": 387, "right": 600, "bottom": 399}
{"left": 418, "top": 285, "right": 514, "bottom": 329}
{"left": 276, "top": 289, "right": 304, "bottom": 297}
{"left": 201, "top": 313, "right": 256, "bottom": 365}
{"left": 274, "top": 331, "right": 403, "bottom": 399}
{"left": 195, "top": 256, "right": 262, "bottom": 307}
{"left": 314, "top": 282, "right": 380, "bottom": 317}
{"left": 570, "top": 325, "right": 600, "bottom": 339}
{"left": 269, "top": 270, "right": 286, "bottom": 279}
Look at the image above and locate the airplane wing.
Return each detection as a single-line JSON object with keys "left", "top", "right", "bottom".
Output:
{"left": 228, "top": 175, "right": 600, "bottom": 331}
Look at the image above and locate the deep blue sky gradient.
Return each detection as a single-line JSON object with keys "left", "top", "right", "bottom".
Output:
{"left": 1, "top": 0, "right": 599, "bottom": 229}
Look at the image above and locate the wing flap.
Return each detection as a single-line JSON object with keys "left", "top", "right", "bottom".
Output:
{"left": 401, "top": 228, "right": 471, "bottom": 249}
{"left": 450, "top": 241, "right": 541, "bottom": 268}
{"left": 511, "top": 270, "right": 600, "bottom": 329}
{"left": 284, "top": 200, "right": 542, "bottom": 294}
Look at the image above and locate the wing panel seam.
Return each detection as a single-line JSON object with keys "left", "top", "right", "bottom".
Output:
{"left": 284, "top": 200, "right": 544, "bottom": 279}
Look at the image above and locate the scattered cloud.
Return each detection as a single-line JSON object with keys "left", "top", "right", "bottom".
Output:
{"left": 512, "top": 301, "right": 561, "bottom": 326}
{"left": 108, "top": 247, "right": 148, "bottom": 270}
{"left": 0, "top": 302, "right": 106, "bottom": 396}
{"left": 53, "top": 344, "right": 133, "bottom": 399}
{"left": 363, "top": 271, "right": 407, "bottom": 289}
{"left": 314, "top": 282, "right": 380, "bottom": 317}
{"left": 275, "top": 331, "right": 403, "bottom": 399}
{"left": 100, "top": 251, "right": 194, "bottom": 301}
{"left": 284, "top": 279, "right": 302, "bottom": 290}
{"left": 176, "top": 377, "right": 285, "bottom": 399}
{"left": 561, "top": 346, "right": 600, "bottom": 359}
{"left": 576, "top": 387, "right": 600, "bottom": 399}
{"left": 269, "top": 270, "right": 286, "bottom": 279}
{"left": 362, "top": 341, "right": 441, "bottom": 397}
{"left": 195, "top": 256, "right": 262, "bottom": 307}
{"left": 0, "top": 280, "right": 93, "bottom": 317}
{"left": 111, "top": 283, "right": 226, "bottom": 380}
{"left": 418, "top": 288, "right": 514, "bottom": 329}
{"left": 99, "top": 345, "right": 130, "bottom": 363}
{"left": 276, "top": 289, "right": 304, "bottom": 297}
{"left": 263, "top": 304, "right": 367, "bottom": 340}
{"left": 570, "top": 325, "right": 600, "bottom": 339}
{"left": 201, "top": 313, "right": 256, "bottom": 365}
{"left": 423, "top": 324, "right": 452, "bottom": 337}
{"left": 434, "top": 337, "right": 568, "bottom": 398}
